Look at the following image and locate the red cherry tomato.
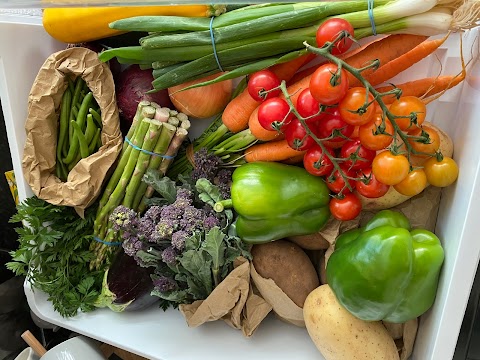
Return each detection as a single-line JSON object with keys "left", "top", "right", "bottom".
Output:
{"left": 316, "top": 18, "right": 355, "bottom": 55}
{"left": 303, "top": 145, "right": 335, "bottom": 177}
{"left": 296, "top": 88, "right": 325, "bottom": 123}
{"left": 326, "top": 166, "right": 356, "bottom": 194}
{"left": 315, "top": 107, "right": 355, "bottom": 144}
{"left": 330, "top": 193, "right": 362, "bottom": 221}
{"left": 339, "top": 139, "right": 377, "bottom": 171}
{"left": 257, "top": 97, "right": 294, "bottom": 132}
{"left": 247, "top": 69, "right": 281, "bottom": 102}
{"left": 284, "top": 118, "right": 316, "bottom": 151}
{"left": 310, "top": 63, "right": 349, "bottom": 105}
{"left": 355, "top": 168, "right": 390, "bottom": 198}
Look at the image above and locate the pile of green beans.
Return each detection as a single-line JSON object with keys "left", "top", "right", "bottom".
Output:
{"left": 55, "top": 77, "right": 103, "bottom": 181}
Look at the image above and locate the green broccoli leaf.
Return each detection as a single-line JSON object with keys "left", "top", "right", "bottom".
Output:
{"left": 142, "top": 169, "right": 177, "bottom": 204}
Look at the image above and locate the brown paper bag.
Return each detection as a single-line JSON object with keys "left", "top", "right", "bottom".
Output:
{"left": 22, "top": 47, "right": 122, "bottom": 216}
{"left": 250, "top": 263, "right": 305, "bottom": 327}
{"left": 179, "top": 258, "right": 272, "bottom": 337}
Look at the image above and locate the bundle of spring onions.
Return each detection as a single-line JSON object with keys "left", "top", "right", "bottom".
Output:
{"left": 90, "top": 101, "right": 190, "bottom": 269}
{"left": 98, "top": 0, "right": 480, "bottom": 91}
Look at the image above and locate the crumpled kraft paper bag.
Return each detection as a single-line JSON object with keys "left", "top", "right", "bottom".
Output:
{"left": 22, "top": 47, "right": 122, "bottom": 216}
{"left": 179, "top": 258, "right": 272, "bottom": 337}
{"left": 384, "top": 318, "right": 419, "bottom": 360}
{"left": 250, "top": 263, "right": 305, "bottom": 327}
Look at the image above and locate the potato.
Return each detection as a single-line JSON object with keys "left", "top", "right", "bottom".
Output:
{"left": 357, "top": 121, "right": 453, "bottom": 211}
{"left": 287, "top": 232, "right": 330, "bottom": 250}
{"left": 304, "top": 285, "right": 400, "bottom": 360}
{"left": 252, "top": 240, "right": 319, "bottom": 307}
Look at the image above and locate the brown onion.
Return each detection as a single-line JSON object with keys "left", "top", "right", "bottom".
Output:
{"left": 168, "top": 73, "right": 232, "bottom": 119}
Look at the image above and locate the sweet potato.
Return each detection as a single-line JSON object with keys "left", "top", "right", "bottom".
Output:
{"left": 252, "top": 240, "right": 319, "bottom": 308}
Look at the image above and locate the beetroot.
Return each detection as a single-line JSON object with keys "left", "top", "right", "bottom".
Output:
{"left": 115, "top": 65, "right": 173, "bottom": 133}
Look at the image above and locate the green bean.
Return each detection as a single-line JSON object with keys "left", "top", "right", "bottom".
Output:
{"left": 71, "top": 105, "right": 79, "bottom": 119}
{"left": 67, "top": 152, "right": 81, "bottom": 172}
{"left": 70, "top": 120, "right": 90, "bottom": 159}
{"left": 89, "top": 128, "right": 101, "bottom": 154}
{"left": 84, "top": 114, "right": 97, "bottom": 146}
{"left": 71, "top": 77, "right": 83, "bottom": 110}
{"left": 77, "top": 92, "right": 93, "bottom": 130}
{"left": 89, "top": 108, "right": 102, "bottom": 128}
{"left": 57, "top": 88, "right": 71, "bottom": 162}
{"left": 67, "top": 77, "right": 75, "bottom": 94}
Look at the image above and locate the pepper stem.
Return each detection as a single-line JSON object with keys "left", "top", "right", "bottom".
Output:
{"left": 214, "top": 199, "right": 233, "bottom": 213}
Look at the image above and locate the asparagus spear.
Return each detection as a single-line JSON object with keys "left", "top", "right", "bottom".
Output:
{"left": 122, "top": 120, "right": 163, "bottom": 208}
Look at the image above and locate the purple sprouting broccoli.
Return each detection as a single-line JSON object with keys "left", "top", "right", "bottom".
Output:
{"left": 161, "top": 246, "right": 177, "bottom": 265}
{"left": 110, "top": 205, "right": 139, "bottom": 232}
{"left": 191, "top": 148, "right": 221, "bottom": 183}
{"left": 190, "top": 148, "right": 233, "bottom": 199}
{"left": 171, "top": 230, "right": 188, "bottom": 251}
{"left": 153, "top": 276, "right": 177, "bottom": 292}
{"left": 203, "top": 215, "right": 220, "bottom": 231}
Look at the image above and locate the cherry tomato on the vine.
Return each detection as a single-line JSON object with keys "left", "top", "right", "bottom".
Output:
{"left": 310, "top": 63, "right": 349, "bottom": 105}
{"left": 407, "top": 125, "right": 441, "bottom": 157}
{"left": 372, "top": 151, "right": 410, "bottom": 186}
{"left": 329, "top": 193, "right": 362, "bottom": 221}
{"left": 358, "top": 114, "right": 394, "bottom": 151}
{"left": 315, "top": 107, "right": 354, "bottom": 147}
{"left": 326, "top": 166, "right": 356, "bottom": 194}
{"left": 389, "top": 96, "right": 426, "bottom": 131}
{"left": 339, "top": 87, "right": 375, "bottom": 126}
{"left": 339, "top": 139, "right": 376, "bottom": 171}
{"left": 316, "top": 18, "right": 355, "bottom": 55}
{"left": 257, "top": 97, "right": 294, "bottom": 132}
{"left": 296, "top": 88, "right": 325, "bottom": 123}
{"left": 284, "top": 118, "right": 316, "bottom": 151}
{"left": 393, "top": 169, "right": 428, "bottom": 196}
{"left": 355, "top": 168, "right": 390, "bottom": 198}
{"left": 423, "top": 156, "right": 459, "bottom": 187}
{"left": 247, "top": 69, "right": 281, "bottom": 102}
{"left": 303, "top": 145, "right": 335, "bottom": 177}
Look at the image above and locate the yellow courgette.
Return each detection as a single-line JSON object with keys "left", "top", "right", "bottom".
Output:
{"left": 43, "top": 5, "right": 225, "bottom": 44}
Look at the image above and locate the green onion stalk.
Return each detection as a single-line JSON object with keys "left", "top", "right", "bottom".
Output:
{"left": 97, "top": 0, "right": 478, "bottom": 91}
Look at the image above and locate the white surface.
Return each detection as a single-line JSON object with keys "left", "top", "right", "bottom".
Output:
{"left": 14, "top": 348, "right": 39, "bottom": 360}
{"left": 41, "top": 336, "right": 106, "bottom": 360}
{"left": 2, "top": 17, "right": 480, "bottom": 360}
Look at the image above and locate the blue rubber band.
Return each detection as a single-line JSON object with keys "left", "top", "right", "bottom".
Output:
{"left": 125, "top": 136, "right": 176, "bottom": 160}
{"left": 209, "top": 17, "right": 224, "bottom": 72}
{"left": 93, "top": 236, "right": 122, "bottom": 246}
{"left": 368, "top": 0, "right": 377, "bottom": 36}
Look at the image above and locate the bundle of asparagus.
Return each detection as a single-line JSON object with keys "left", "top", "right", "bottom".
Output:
{"left": 90, "top": 100, "right": 190, "bottom": 269}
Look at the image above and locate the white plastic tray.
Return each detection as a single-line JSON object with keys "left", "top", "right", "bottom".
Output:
{"left": 2, "top": 13, "right": 480, "bottom": 360}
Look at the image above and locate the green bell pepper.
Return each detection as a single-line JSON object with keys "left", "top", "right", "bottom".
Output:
{"left": 326, "top": 209, "right": 444, "bottom": 323}
{"left": 217, "top": 161, "right": 330, "bottom": 244}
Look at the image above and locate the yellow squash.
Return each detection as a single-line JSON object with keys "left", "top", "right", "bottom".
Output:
{"left": 43, "top": 5, "right": 225, "bottom": 44}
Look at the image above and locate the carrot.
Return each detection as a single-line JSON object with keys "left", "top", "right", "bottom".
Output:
{"left": 248, "top": 106, "right": 285, "bottom": 141}
{"left": 350, "top": 34, "right": 450, "bottom": 88}
{"left": 245, "top": 139, "right": 305, "bottom": 163}
{"left": 284, "top": 34, "right": 429, "bottom": 108}
{"left": 282, "top": 153, "right": 305, "bottom": 165}
{"left": 375, "top": 48, "right": 467, "bottom": 105}
{"left": 222, "top": 53, "right": 315, "bottom": 133}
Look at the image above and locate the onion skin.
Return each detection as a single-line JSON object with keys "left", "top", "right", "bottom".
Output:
{"left": 115, "top": 65, "right": 172, "bottom": 133}
{"left": 168, "top": 73, "right": 233, "bottom": 119}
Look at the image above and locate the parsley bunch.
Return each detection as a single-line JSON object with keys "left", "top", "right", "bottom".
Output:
{"left": 7, "top": 197, "right": 106, "bottom": 317}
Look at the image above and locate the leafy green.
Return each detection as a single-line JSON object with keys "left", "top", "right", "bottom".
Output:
{"left": 6, "top": 196, "right": 105, "bottom": 317}
{"left": 143, "top": 169, "right": 177, "bottom": 204}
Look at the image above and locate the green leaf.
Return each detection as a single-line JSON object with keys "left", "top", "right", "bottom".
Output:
{"left": 203, "top": 226, "right": 226, "bottom": 270}
{"left": 6, "top": 261, "right": 26, "bottom": 275}
{"left": 184, "top": 233, "right": 201, "bottom": 251}
{"left": 186, "top": 277, "right": 209, "bottom": 300}
{"left": 142, "top": 169, "right": 177, "bottom": 204}
{"left": 151, "top": 289, "right": 189, "bottom": 304}
{"left": 137, "top": 250, "right": 161, "bottom": 267}
{"left": 78, "top": 277, "right": 95, "bottom": 295}
{"left": 178, "top": 250, "right": 213, "bottom": 295}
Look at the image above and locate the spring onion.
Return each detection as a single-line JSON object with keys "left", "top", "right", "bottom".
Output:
{"left": 99, "top": 0, "right": 480, "bottom": 91}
